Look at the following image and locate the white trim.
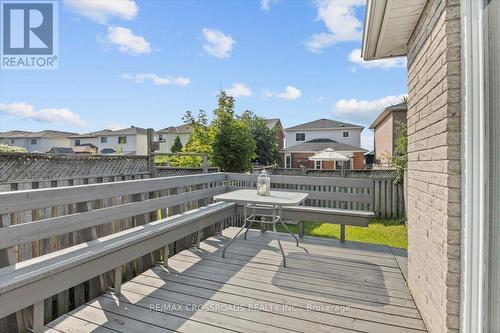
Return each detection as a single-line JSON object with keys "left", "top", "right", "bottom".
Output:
{"left": 461, "top": 0, "right": 488, "bottom": 332}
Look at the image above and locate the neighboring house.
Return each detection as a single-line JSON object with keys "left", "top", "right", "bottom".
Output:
{"left": 282, "top": 138, "right": 367, "bottom": 170}
{"left": 285, "top": 118, "right": 363, "bottom": 148}
{"left": 363, "top": 0, "right": 499, "bottom": 332}
{"left": 283, "top": 119, "right": 365, "bottom": 169}
{"left": 369, "top": 102, "right": 407, "bottom": 165}
{"left": 0, "top": 130, "right": 76, "bottom": 153}
{"left": 69, "top": 127, "right": 148, "bottom": 155}
{"left": 155, "top": 124, "right": 193, "bottom": 153}
{"left": 265, "top": 118, "right": 285, "bottom": 151}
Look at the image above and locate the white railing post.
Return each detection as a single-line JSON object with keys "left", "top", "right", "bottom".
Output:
{"left": 32, "top": 300, "right": 44, "bottom": 333}
{"left": 163, "top": 246, "right": 169, "bottom": 267}
{"left": 114, "top": 266, "right": 122, "bottom": 294}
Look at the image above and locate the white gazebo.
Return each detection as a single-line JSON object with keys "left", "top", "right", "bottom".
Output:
{"left": 308, "top": 148, "right": 349, "bottom": 174}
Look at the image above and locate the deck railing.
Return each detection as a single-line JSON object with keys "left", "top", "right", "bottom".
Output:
{"left": 0, "top": 172, "right": 380, "bottom": 332}
{"left": 0, "top": 173, "right": 234, "bottom": 332}
{"left": 227, "top": 173, "right": 374, "bottom": 211}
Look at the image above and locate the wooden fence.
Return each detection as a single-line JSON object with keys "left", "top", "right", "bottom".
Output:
{"left": 0, "top": 173, "right": 233, "bottom": 332}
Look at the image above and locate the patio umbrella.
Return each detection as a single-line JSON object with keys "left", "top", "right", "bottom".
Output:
{"left": 308, "top": 148, "right": 349, "bottom": 175}
{"left": 308, "top": 148, "right": 349, "bottom": 161}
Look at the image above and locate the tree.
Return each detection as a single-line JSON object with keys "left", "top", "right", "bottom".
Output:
{"left": 241, "top": 111, "right": 280, "bottom": 166}
{"left": 178, "top": 92, "right": 256, "bottom": 172}
{"left": 390, "top": 122, "right": 408, "bottom": 183}
{"left": 177, "top": 110, "right": 214, "bottom": 167}
{"left": 211, "top": 92, "right": 256, "bottom": 172}
{"left": 170, "top": 136, "right": 183, "bottom": 153}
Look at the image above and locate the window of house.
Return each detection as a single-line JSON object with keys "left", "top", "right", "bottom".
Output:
{"left": 10, "top": 139, "right": 14, "bottom": 144}
{"left": 285, "top": 154, "right": 291, "bottom": 168}
{"left": 343, "top": 131, "right": 349, "bottom": 138}
{"left": 118, "top": 136, "right": 127, "bottom": 144}
{"left": 30, "top": 138, "right": 37, "bottom": 145}
{"left": 75, "top": 139, "right": 80, "bottom": 146}
{"left": 336, "top": 160, "right": 351, "bottom": 170}
{"left": 315, "top": 160, "right": 322, "bottom": 169}
{"left": 100, "top": 137, "right": 107, "bottom": 143}
{"left": 295, "top": 133, "right": 305, "bottom": 141}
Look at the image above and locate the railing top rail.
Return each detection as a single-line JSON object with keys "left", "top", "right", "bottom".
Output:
{"left": 227, "top": 173, "right": 373, "bottom": 188}
{"left": 0, "top": 172, "right": 226, "bottom": 215}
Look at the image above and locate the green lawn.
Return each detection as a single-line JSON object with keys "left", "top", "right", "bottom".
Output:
{"left": 260, "top": 218, "right": 408, "bottom": 249}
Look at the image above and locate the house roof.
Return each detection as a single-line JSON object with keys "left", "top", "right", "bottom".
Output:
{"left": 265, "top": 118, "right": 282, "bottom": 130}
{"left": 101, "top": 126, "right": 147, "bottom": 136}
{"left": 284, "top": 138, "right": 367, "bottom": 153}
{"left": 0, "top": 130, "right": 77, "bottom": 139}
{"left": 362, "top": 0, "right": 426, "bottom": 60}
{"left": 369, "top": 102, "right": 408, "bottom": 129}
{"left": 69, "top": 127, "right": 147, "bottom": 138}
{"left": 285, "top": 119, "right": 363, "bottom": 131}
{"left": 69, "top": 130, "right": 113, "bottom": 138}
{"left": 157, "top": 124, "right": 193, "bottom": 134}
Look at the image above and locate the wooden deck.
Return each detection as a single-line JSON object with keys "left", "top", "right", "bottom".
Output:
{"left": 45, "top": 228, "right": 427, "bottom": 333}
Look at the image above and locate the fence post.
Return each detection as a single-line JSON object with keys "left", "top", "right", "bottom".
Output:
{"left": 202, "top": 154, "right": 208, "bottom": 174}
{"left": 147, "top": 128, "right": 157, "bottom": 178}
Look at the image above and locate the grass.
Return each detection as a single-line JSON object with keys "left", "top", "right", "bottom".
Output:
{"left": 257, "top": 218, "right": 408, "bottom": 250}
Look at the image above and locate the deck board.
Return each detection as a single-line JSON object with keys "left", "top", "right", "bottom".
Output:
{"left": 45, "top": 227, "right": 427, "bottom": 333}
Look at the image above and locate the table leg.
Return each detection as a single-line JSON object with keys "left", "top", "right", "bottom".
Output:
{"left": 222, "top": 203, "right": 248, "bottom": 258}
{"left": 272, "top": 205, "right": 286, "bottom": 267}
{"left": 244, "top": 203, "right": 254, "bottom": 240}
{"left": 278, "top": 205, "right": 299, "bottom": 246}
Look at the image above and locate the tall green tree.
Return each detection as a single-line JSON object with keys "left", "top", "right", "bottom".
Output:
{"left": 178, "top": 92, "right": 256, "bottom": 172}
{"left": 170, "top": 136, "right": 183, "bottom": 153}
{"left": 211, "top": 92, "right": 256, "bottom": 172}
{"left": 241, "top": 111, "right": 280, "bottom": 166}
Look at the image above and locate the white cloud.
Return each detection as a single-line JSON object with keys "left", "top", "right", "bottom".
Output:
{"left": 306, "top": 0, "right": 364, "bottom": 53}
{"left": 333, "top": 94, "right": 407, "bottom": 123}
{"left": 0, "top": 102, "right": 88, "bottom": 128}
{"left": 261, "top": 0, "right": 278, "bottom": 11}
{"left": 122, "top": 73, "right": 191, "bottom": 86}
{"left": 202, "top": 28, "right": 235, "bottom": 58}
{"left": 103, "top": 26, "right": 151, "bottom": 55}
{"left": 277, "top": 86, "right": 302, "bottom": 100}
{"left": 64, "top": 0, "right": 138, "bottom": 24}
{"left": 226, "top": 83, "right": 252, "bottom": 97}
{"left": 105, "top": 122, "right": 127, "bottom": 131}
{"left": 263, "top": 86, "right": 302, "bottom": 100}
{"left": 348, "top": 48, "right": 407, "bottom": 69}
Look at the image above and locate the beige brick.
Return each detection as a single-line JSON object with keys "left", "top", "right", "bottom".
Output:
{"left": 406, "top": 0, "right": 462, "bottom": 332}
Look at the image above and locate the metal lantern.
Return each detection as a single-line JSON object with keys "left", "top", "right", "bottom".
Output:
{"left": 257, "top": 169, "right": 271, "bottom": 196}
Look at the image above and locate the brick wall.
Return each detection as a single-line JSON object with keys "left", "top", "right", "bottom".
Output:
{"left": 406, "top": 0, "right": 461, "bottom": 332}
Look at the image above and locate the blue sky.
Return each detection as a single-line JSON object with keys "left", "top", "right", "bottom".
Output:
{"left": 0, "top": 0, "right": 407, "bottom": 149}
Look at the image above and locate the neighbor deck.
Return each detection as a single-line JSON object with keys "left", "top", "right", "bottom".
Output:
{"left": 45, "top": 227, "right": 426, "bottom": 333}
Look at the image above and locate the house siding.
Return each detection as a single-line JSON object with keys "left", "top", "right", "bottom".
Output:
{"left": 406, "top": 0, "right": 461, "bottom": 332}
{"left": 157, "top": 133, "right": 191, "bottom": 153}
{"left": 285, "top": 129, "right": 362, "bottom": 148}
{"left": 374, "top": 114, "right": 394, "bottom": 164}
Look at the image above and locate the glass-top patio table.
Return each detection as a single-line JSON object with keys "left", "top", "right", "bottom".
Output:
{"left": 214, "top": 189, "right": 309, "bottom": 267}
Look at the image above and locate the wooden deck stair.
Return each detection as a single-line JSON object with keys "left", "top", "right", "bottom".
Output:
{"left": 46, "top": 228, "right": 427, "bottom": 333}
